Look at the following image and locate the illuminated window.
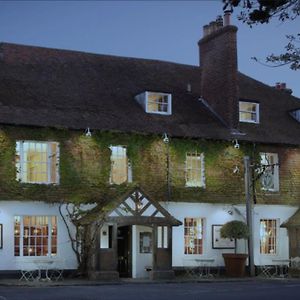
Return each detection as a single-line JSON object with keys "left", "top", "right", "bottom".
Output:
{"left": 259, "top": 153, "right": 279, "bottom": 191}
{"left": 135, "top": 91, "right": 172, "bottom": 115}
{"left": 185, "top": 152, "right": 205, "bottom": 187}
{"left": 260, "top": 219, "right": 277, "bottom": 255}
{"left": 184, "top": 218, "right": 204, "bottom": 255}
{"left": 110, "top": 146, "right": 131, "bottom": 185}
{"left": 16, "top": 141, "right": 59, "bottom": 184}
{"left": 14, "top": 216, "right": 57, "bottom": 257}
{"left": 239, "top": 101, "right": 259, "bottom": 123}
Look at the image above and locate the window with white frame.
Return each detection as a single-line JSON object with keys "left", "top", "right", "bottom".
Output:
{"left": 157, "top": 226, "right": 168, "bottom": 249}
{"left": 135, "top": 91, "right": 172, "bottom": 115}
{"left": 260, "top": 152, "right": 279, "bottom": 191}
{"left": 184, "top": 218, "right": 204, "bottom": 255}
{"left": 110, "top": 146, "right": 131, "bottom": 185}
{"left": 239, "top": 101, "right": 259, "bottom": 123}
{"left": 16, "top": 141, "right": 59, "bottom": 184}
{"left": 260, "top": 219, "right": 277, "bottom": 255}
{"left": 185, "top": 152, "right": 205, "bottom": 187}
{"left": 14, "top": 216, "right": 57, "bottom": 257}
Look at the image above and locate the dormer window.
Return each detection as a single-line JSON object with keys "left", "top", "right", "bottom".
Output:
{"left": 290, "top": 109, "right": 300, "bottom": 123}
{"left": 135, "top": 91, "right": 172, "bottom": 115}
{"left": 239, "top": 101, "right": 259, "bottom": 123}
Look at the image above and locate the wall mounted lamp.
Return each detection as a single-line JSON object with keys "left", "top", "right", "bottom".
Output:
{"left": 85, "top": 128, "right": 92, "bottom": 137}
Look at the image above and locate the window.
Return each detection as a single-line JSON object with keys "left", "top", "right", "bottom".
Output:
{"left": 100, "top": 224, "right": 113, "bottom": 249}
{"left": 157, "top": 226, "right": 168, "bottom": 249}
{"left": 135, "top": 91, "right": 172, "bottom": 115}
{"left": 290, "top": 109, "right": 300, "bottom": 123}
{"left": 14, "top": 216, "right": 57, "bottom": 257}
{"left": 239, "top": 101, "right": 259, "bottom": 123}
{"left": 260, "top": 153, "right": 279, "bottom": 191}
{"left": 110, "top": 146, "right": 131, "bottom": 185}
{"left": 140, "top": 232, "right": 152, "bottom": 253}
{"left": 185, "top": 152, "right": 205, "bottom": 187}
{"left": 184, "top": 218, "right": 204, "bottom": 254}
{"left": 260, "top": 219, "right": 277, "bottom": 254}
{"left": 16, "top": 141, "right": 59, "bottom": 184}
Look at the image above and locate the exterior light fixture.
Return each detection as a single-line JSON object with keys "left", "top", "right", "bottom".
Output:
{"left": 163, "top": 133, "right": 169, "bottom": 144}
{"left": 85, "top": 128, "right": 92, "bottom": 137}
{"left": 233, "top": 165, "right": 239, "bottom": 174}
{"left": 233, "top": 139, "right": 239, "bottom": 149}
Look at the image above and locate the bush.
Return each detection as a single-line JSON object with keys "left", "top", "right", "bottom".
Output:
{"left": 221, "top": 220, "right": 249, "bottom": 240}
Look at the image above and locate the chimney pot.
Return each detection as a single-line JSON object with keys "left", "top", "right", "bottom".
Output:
{"left": 224, "top": 11, "right": 231, "bottom": 26}
{"left": 216, "top": 15, "right": 223, "bottom": 27}
{"left": 280, "top": 82, "right": 286, "bottom": 89}
{"left": 275, "top": 82, "right": 281, "bottom": 89}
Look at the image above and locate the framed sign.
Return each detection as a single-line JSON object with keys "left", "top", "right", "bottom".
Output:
{"left": 212, "top": 224, "right": 235, "bottom": 249}
{"left": 0, "top": 224, "right": 2, "bottom": 249}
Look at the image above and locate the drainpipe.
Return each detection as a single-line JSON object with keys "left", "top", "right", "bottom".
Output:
{"left": 244, "top": 156, "right": 255, "bottom": 276}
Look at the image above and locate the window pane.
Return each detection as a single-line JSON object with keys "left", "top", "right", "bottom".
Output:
{"left": 14, "top": 215, "right": 57, "bottom": 257}
{"left": 15, "top": 141, "right": 59, "bottom": 184}
{"left": 239, "top": 102, "right": 258, "bottom": 122}
{"left": 184, "top": 218, "right": 203, "bottom": 254}
{"left": 147, "top": 93, "right": 169, "bottom": 113}
{"left": 186, "top": 152, "right": 203, "bottom": 187}
{"left": 260, "top": 153, "right": 279, "bottom": 191}
{"left": 260, "top": 219, "right": 277, "bottom": 254}
{"left": 110, "top": 146, "right": 128, "bottom": 184}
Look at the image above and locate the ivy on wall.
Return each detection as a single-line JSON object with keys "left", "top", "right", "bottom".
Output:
{"left": 0, "top": 125, "right": 299, "bottom": 206}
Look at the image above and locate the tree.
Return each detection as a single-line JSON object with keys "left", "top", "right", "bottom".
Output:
{"left": 223, "top": 0, "right": 300, "bottom": 70}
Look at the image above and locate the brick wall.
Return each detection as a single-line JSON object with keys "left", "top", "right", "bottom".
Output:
{"left": 198, "top": 25, "right": 239, "bottom": 130}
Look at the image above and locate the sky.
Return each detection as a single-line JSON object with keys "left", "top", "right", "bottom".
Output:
{"left": 0, "top": 0, "right": 299, "bottom": 98}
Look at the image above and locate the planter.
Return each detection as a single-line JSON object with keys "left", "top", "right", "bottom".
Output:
{"left": 222, "top": 253, "right": 248, "bottom": 277}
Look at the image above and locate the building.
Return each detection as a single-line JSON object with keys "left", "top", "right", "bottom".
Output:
{"left": 0, "top": 13, "right": 300, "bottom": 279}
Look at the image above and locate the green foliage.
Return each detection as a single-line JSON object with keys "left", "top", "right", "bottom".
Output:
{"left": 2, "top": 125, "right": 299, "bottom": 207}
{"left": 221, "top": 220, "right": 250, "bottom": 240}
{"left": 224, "top": 0, "right": 300, "bottom": 70}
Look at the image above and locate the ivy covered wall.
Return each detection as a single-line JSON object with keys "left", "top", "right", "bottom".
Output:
{"left": 0, "top": 125, "right": 299, "bottom": 206}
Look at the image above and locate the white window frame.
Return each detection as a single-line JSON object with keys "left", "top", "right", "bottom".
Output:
{"left": 259, "top": 219, "right": 278, "bottom": 255}
{"left": 109, "top": 145, "right": 132, "bottom": 185}
{"left": 184, "top": 217, "right": 204, "bottom": 255}
{"left": 259, "top": 152, "right": 279, "bottom": 192}
{"left": 14, "top": 215, "right": 57, "bottom": 257}
{"left": 16, "top": 141, "right": 60, "bottom": 185}
{"left": 145, "top": 91, "right": 172, "bottom": 115}
{"left": 239, "top": 101, "right": 260, "bottom": 123}
{"left": 185, "top": 152, "right": 205, "bottom": 188}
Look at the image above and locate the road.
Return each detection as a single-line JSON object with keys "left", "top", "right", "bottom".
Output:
{"left": 0, "top": 281, "right": 300, "bottom": 300}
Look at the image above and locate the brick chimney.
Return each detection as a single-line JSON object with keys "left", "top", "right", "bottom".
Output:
{"left": 198, "top": 13, "right": 239, "bottom": 130}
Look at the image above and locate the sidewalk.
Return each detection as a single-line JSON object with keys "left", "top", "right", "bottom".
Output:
{"left": 0, "top": 275, "right": 297, "bottom": 287}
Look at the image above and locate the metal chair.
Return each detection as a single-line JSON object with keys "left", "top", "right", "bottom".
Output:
{"left": 19, "top": 268, "right": 36, "bottom": 281}
{"left": 257, "top": 265, "right": 274, "bottom": 278}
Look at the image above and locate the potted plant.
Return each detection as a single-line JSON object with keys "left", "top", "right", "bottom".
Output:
{"left": 221, "top": 220, "right": 250, "bottom": 277}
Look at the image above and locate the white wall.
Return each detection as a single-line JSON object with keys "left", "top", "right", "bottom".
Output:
{"left": 132, "top": 225, "right": 152, "bottom": 278}
{"left": 162, "top": 202, "right": 298, "bottom": 267}
{"left": 0, "top": 201, "right": 78, "bottom": 271}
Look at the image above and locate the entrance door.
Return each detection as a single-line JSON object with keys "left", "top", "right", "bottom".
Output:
{"left": 117, "top": 225, "right": 132, "bottom": 277}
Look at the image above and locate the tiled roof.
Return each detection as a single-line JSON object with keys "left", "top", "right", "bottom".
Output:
{"left": 0, "top": 42, "right": 300, "bottom": 144}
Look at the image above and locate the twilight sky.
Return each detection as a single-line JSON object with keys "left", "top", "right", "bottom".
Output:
{"left": 0, "top": 0, "right": 299, "bottom": 98}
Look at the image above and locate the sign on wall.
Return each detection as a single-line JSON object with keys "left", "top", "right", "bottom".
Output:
{"left": 212, "top": 224, "right": 235, "bottom": 249}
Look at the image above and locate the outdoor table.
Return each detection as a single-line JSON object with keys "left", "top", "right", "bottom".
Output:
{"left": 33, "top": 259, "right": 54, "bottom": 281}
{"left": 195, "top": 258, "right": 215, "bottom": 278}
{"left": 272, "top": 259, "right": 290, "bottom": 278}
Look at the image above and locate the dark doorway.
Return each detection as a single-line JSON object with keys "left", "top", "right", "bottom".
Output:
{"left": 117, "top": 225, "right": 132, "bottom": 277}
